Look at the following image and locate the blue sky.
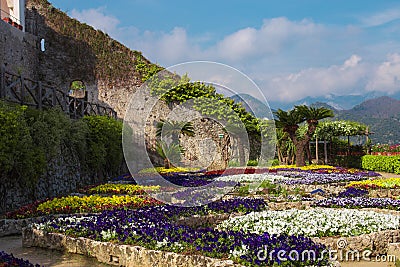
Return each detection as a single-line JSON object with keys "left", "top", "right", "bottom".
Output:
{"left": 50, "top": 0, "right": 400, "bottom": 104}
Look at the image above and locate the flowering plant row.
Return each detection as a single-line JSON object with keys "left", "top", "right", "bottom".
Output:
{"left": 313, "top": 197, "right": 400, "bottom": 211}
{"left": 138, "top": 167, "right": 201, "bottom": 174}
{"left": 0, "top": 251, "right": 41, "bottom": 267}
{"left": 217, "top": 208, "right": 400, "bottom": 237}
{"left": 5, "top": 195, "right": 161, "bottom": 219}
{"left": 337, "top": 187, "right": 368, "bottom": 198}
{"left": 348, "top": 177, "right": 400, "bottom": 189}
{"left": 33, "top": 198, "right": 329, "bottom": 267}
{"left": 36, "top": 195, "right": 161, "bottom": 215}
{"left": 276, "top": 172, "right": 369, "bottom": 185}
{"left": 86, "top": 184, "right": 160, "bottom": 195}
{"left": 372, "top": 144, "right": 400, "bottom": 153}
{"left": 269, "top": 164, "right": 335, "bottom": 170}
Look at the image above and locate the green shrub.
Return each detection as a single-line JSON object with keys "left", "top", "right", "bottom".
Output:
{"left": 247, "top": 160, "right": 258, "bottom": 166}
{"left": 83, "top": 116, "right": 123, "bottom": 175}
{"left": 0, "top": 100, "right": 123, "bottom": 189}
{"left": 362, "top": 155, "right": 400, "bottom": 174}
{"left": 0, "top": 102, "right": 45, "bottom": 188}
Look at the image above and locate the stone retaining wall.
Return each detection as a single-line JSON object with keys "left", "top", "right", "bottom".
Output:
{"left": 0, "top": 218, "right": 39, "bottom": 237}
{"left": 387, "top": 243, "right": 400, "bottom": 267}
{"left": 0, "top": 150, "right": 104, "bottom": 215}
{"left": 312, "top": 229, "right": 400, "bottom": 256}
{"left": 369, "top": 189, "right": 400, "bottom": 199}
{"left": 281, "top": 183, "right": 345, "bottom": 196}
{"left": 22, "top": 228, "right": 244, "bottom": 267}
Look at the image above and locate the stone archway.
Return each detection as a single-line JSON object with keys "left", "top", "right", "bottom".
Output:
{"left": 69, "top": 80, "right": 86, "bottom": 99}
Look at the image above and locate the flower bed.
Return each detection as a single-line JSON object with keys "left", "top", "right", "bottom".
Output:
{"left": 278, "top": 172, "right": 370, "bottom": 185}
{"left": 313, "top": 197, "right": 400, "bottom": 211}
{"left": 85, "top": 184, "right": 160, "bottom": 195}
{"left": 270, "top": 165, "right": 380, "bottom": 176}
{"left": 217, "top": 208, "right": 400, "bottom": 237}
{"left": 348, "top": 177, "right": 400, "bottom": 189}
{"left": 214, "top": 174, "right": 287, "bottom": 183}
{"left": 0, "top": 251, "right": 41, "bottom": 267}
{"left": 31, "top": 198, "right": 329, "bottom": 266}
{"left": 5, "top": 195, "right": 162, "bottom": 219}
{"left": 36, "top": 195, "right": 161, "bottom": 215}
{"left": 337, "top": 187, "right": 368, "bottom": 198}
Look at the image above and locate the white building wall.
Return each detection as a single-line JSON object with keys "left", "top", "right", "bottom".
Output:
{"left": 1, "top": 0, "right": 25, "bottom": 31}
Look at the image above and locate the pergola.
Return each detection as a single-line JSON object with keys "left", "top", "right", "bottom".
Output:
{"left": 312, "top": 120, "right": 369, "bottom": 163}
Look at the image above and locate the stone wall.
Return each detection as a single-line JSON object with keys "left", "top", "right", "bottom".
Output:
{"left": 0, "top": 19, "right": 40, "bottom": 78}
{"left": 0, "top": 148, "right": 103, "bottom": 214}
{"left": 22, "top": 228, "right": 243, "bottom": 267}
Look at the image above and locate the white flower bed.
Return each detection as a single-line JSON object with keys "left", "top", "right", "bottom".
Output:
{"left": 217, "top": 208, "right": 400, "bottom": 237}
{"left": 214, "top": 174, "right": 287, "bottom": 183}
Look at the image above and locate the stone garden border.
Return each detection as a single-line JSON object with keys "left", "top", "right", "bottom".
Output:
{"left": 22, "top": 227, "right": 244, "bottom": 267}
{"left": 312, "top": 229, "right": 400, "bottom": 256}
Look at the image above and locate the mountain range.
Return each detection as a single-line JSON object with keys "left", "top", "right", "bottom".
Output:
{"left": 231, "top": 93, "right": 400, "bottom": 144}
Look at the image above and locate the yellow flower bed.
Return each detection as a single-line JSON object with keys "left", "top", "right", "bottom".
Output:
{"left": 37, "top": 195, "right": 161, "bottom": 214}
{"left": 347, "top": 177, "right": 400, "bottom": 190}
{"left": 138, "top": 167, "right": 200, "bottom": 174}
{"left": 87, "top": 184, "right": 159, "bottom": 195}
{"left": 269, "top": 165, "right": 335, "bottom": 170}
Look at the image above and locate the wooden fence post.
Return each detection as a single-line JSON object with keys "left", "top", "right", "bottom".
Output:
{"left": 20, "top": 74, "right": 25, "bottom": 105}
{"left": 80, "top": 99, "right": 85, "bottom": 117}
{"left": 52, "top": 88, "right": 56, "bottom": 107}
{"left": 38, "top": 81, "right": 43, "bottom": 110}
{"left": 0, "top": 65, "right": 5, "bottom": 99}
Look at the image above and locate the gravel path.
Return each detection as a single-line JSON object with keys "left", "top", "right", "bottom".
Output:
{"left": 378, "top": 172, "right": 400, "bottom": 178}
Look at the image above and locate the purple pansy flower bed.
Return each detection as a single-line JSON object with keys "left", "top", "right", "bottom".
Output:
{"left": 0, "top": 251, "right": 41, "bottom": 267}
{"left": 39, "top": 198, "right": 329, "bottom": 266}
{"left": 278, "top": 173, "right": 370, "bottom": 185}
{"left": 313, "top": 197, "right": 400, "bottom": 210}
{"left": 337, "top": 187, "right": 369, "bottom": 198}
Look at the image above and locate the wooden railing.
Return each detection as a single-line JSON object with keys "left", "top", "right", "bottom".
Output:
{"left": 0, "top": 65, "right": 117, "bottom": 119}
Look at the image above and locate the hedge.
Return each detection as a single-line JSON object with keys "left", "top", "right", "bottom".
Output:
{"left": 361, "top": 155, "right": 400, "bottom": 174}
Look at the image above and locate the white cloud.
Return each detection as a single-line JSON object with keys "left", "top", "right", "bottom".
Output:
{"left": 70, "top": 7, "right": 120, "bottom": 34}
{"left": 259, "top": 55, "right": 370, "bottom": 102}
{"left": 366, "top": 53, "right": 400, "bottom": 94}
{"left": 360, "top": 8, "right": 400, "bottom": 27}
{"left": 206, "top": 17, "right": 323, "bottom": 62}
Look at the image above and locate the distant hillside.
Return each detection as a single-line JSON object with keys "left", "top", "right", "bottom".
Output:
{"left": 336, "top": 96, "right": 400, "bottom": 144}
{"left": 269, "top": 91, "right": 400, "bottom": 111}
{"left": 230, "top": 94, "right": 274, "bottom": 119}
{"left": 271, "top": 95, "right": 400, "bottom": 144}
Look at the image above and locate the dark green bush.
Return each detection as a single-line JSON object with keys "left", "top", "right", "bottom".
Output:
{"left": 0, "top": 101, "right": 123, "bottom": 188}
{"left": 362, "top": 155, "right": 400, "bottom": 174}
{"left": 83, "top": 116, "right": 123, "bottom": 175}
{"left": 0, "top": 102, "right": 45, "bottom": 188}
{"left": 333, "top": 155, "right": 362, "bottom": 169}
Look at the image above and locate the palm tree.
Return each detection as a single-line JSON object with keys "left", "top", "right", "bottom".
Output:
{"left": 156, "top": 119, "right": 194, "bottom": 142}
{"left": 155, "top": 120, "right": 194, "bottom": 168}
{"left": 296, "top": 105, "right": 334, "bottom": 165}
{"left": 274, "top": 106, "right": 333, "bottom": 167}
{"left": 155, "top": 141, "right": 185, "bottom": 169}
{"left": 296, "top": 105, "right": 334, "bottom": 134}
